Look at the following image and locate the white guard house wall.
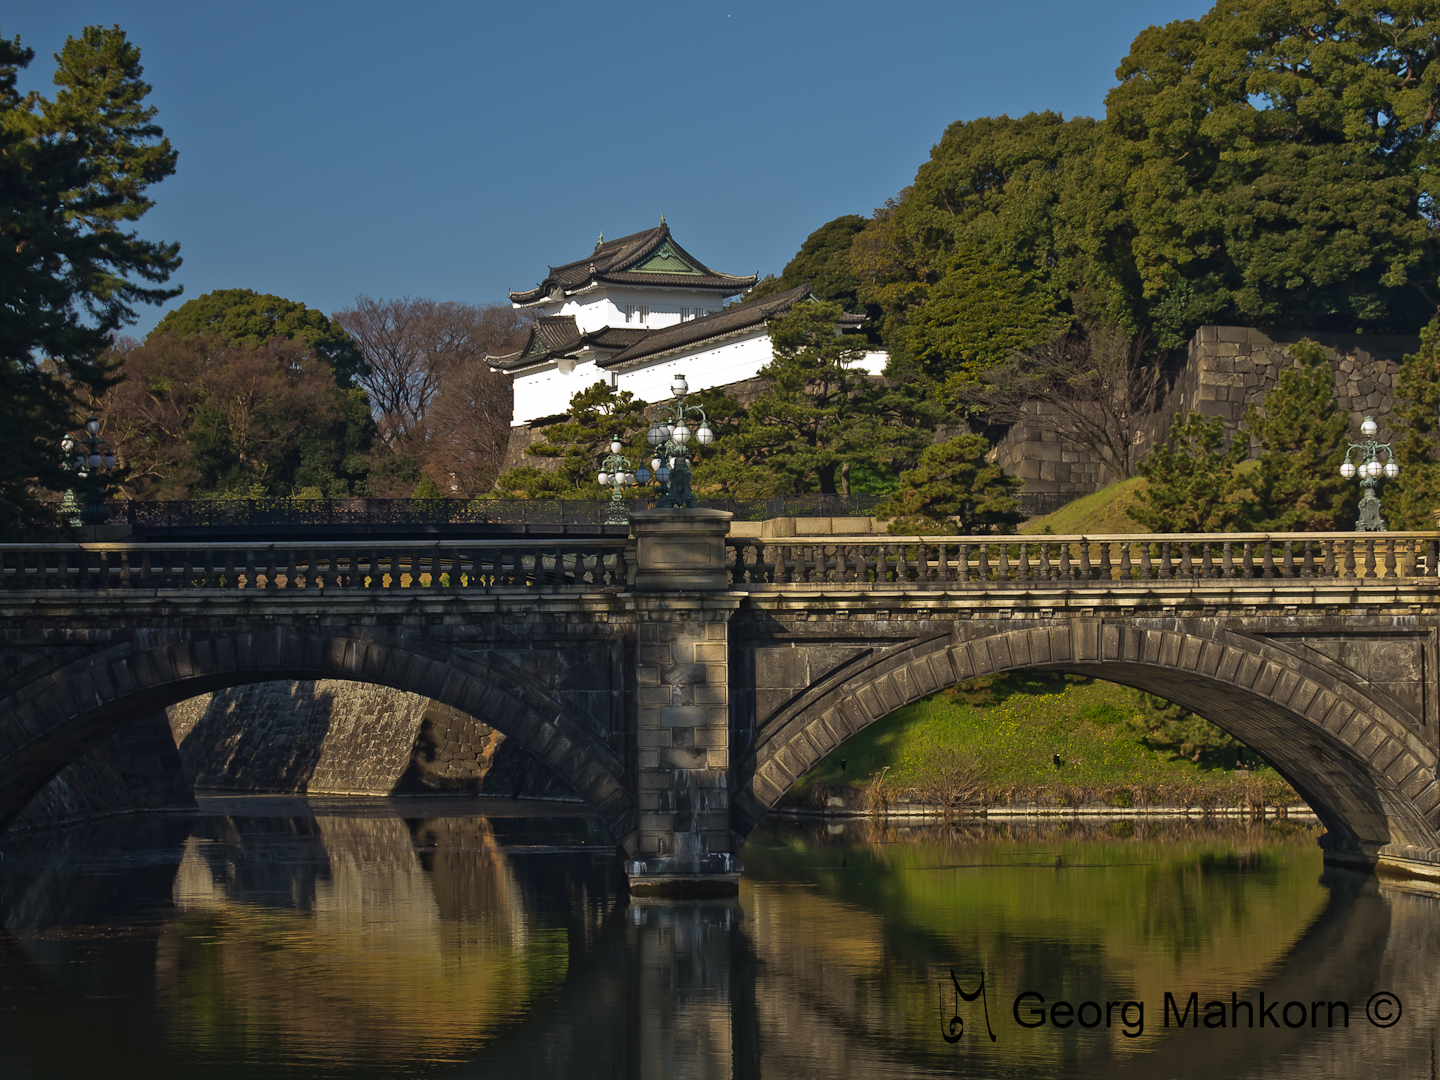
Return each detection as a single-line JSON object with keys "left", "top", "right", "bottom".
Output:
{"left": 509, "top": 332, "right": 891, "bottom": 426}
{"left": 542, "top": 287, "right": 727, "bottom": 335}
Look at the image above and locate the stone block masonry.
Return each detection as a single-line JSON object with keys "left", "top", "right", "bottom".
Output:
{"left": 633, "top": 612, "right": 733, "bottom": 858}
{"left": 994, "top": 325, "right": 1421, "bottom": 504}
{"left": 168, "top": 681, "right": 581, "bottom": 801}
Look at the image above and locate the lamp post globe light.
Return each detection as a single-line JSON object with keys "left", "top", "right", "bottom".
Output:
{"left": 1341, "top": 415, "right": 1398, "bottom": 532}
{"left": 597, "top": 435, "right": 647, "bottom": 525}
{"left": 642, "top": 372, "right": 714, "bottom": 510}
{"left": 64, "top": 415, "right": 117, "bottom": 527}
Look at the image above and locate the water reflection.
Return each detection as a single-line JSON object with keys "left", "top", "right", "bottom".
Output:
{"left": 0, "top": 805, "right": 1435, "bottom": 1078}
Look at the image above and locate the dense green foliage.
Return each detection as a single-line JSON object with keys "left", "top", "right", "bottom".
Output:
{"left": 1136, "top": 340, "right": 1351, "bottom": 531}
{"left": 1243, "top": 341, "right": 1353, "bottom": 529}
{"left": 744, "top": 214, "right": 871, "bottom": 312}
{"left": 709, "top": 301, "right": 937, "bottom": 495}
{"left": 846, "top": 2, "right": 1440, "bottom": 380}
{"left": 493, "top": 380, "right": 648, "bottom": 497}
{"left": 0, "top": 25, "right": 180, "bottom": 536}
{"left": 875, "top": 434, "right": 1023, "bottom": 534}
{"left": 155, "top": 288, "right": 366, "bottom": 388}
{"left": 105, "top": 332, "right": 374, "bottom": 498}
{"left": 1393, "top": 319, "right": 1440, "bottom": 528}
{"left": 1133, "top": 413, "right": 1254, "bottom": 532}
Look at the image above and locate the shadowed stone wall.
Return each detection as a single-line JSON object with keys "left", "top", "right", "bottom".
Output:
{"left": 7, "top": 711, "right": 195, "bottom": 834}
{"left": 167, "top": 681, "right": 582, "bottom": 801}
{"left": 994, "top": 325, "right": 1422, "bottom": 505}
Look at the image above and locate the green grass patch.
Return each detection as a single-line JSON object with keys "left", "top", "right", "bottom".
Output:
{"left": 792, "top": 672, "right": 1294, "bottom": 807}
{"left": 1020, "top": 476, "right": 1148, "bottom": 535}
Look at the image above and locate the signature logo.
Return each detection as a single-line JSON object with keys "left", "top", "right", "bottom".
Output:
{"left": 939, "top": 969, "right": 996, "bottom": 1043}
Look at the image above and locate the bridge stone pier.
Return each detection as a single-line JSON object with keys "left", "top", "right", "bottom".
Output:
{"left": 4, "top": 526, "right": 1440, "bottom": 892}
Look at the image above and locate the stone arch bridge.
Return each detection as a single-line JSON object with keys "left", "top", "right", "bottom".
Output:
{"left": 2, "top": 514, "right": 1439, "bottom": 891}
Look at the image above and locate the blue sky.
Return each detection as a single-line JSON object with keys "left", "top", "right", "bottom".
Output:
{"left": 12, "top": 1, "right": 1210, "bottom": 336}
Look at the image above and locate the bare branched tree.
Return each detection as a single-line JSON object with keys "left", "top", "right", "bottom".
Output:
{"left": 424, "top": 362, "right": 514, "bottom": 496}
{"left": 333, "top": 297, "right": 528, "bottom": 447}
{"left": 975, "top": 323, "right": 1162, "bottom": 481}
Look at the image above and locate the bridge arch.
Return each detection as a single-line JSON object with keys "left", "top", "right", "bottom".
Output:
{"left": 0, "top": 626, "right": 636, "bottom": 847}
{"left": 732, "top": 619, "right": 1440, "bottom": 871}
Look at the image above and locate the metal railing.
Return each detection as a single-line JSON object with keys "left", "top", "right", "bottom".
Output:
{"left": 0, "top": 540, "right": 633, "bottom": 593}
{"left": 726, "top": 533, "right": 1440, "bottom": 586}
{"left": 80, "top": 494, "right": 888, "bottom": 529}
{"left": 113, "top": 498, "right": 654, "bottom": 529}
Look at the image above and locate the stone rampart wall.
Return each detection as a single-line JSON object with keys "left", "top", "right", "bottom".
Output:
{"left": 168, "top": 681, "right": 582, "bottom": 801}
{"left": 996, "top": 325, "right": 1421, "bottom": 503}
{"left": 7, "top": 712, "right": 195, "bottom": 835}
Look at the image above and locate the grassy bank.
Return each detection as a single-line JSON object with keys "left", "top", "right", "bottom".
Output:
{"left": 788, "top": 672, "right": 1299, "bottom": 813}
{"left": 1020, "top": 476, "right": 1147, "bottom": 535}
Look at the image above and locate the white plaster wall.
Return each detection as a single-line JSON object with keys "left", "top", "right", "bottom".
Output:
{"left": 511, "top": 357, "right": 606, "bottom": 424}
{"left": 531, "top": 286, "right": 731, "bottom": 334}
{"left": 614, "top": 332, "right": 775, "bottom": 404}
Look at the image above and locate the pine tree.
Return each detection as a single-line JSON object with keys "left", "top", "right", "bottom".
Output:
{"left": 1133, "top": 413, "right": 1254, "bottom": 532}
{"left": 1392, "top": 320, "right": 1440, "bottom": 529}
{"left": 1245, "top": 341, "right": 1352, "bottom": 531}
{"left": 876, "top": 434, "right": 1023, "bottom": 534}
{"left": 1, "top": 27, "right": 180, "bottom": 537}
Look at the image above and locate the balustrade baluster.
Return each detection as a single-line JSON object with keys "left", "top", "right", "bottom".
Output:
{"left": 263, "top": 549, "right": 276, "bottom": 590}
{"left": 1282, "top": 541, "right": 1296, "bottom": 578}
{"left": 996, "top": 544, "right": 1009, "bottom": 583}
{"left": 221, "top": 550, "right": 234, "bottom": 590}
{"left": 1301, "top": 540, "right": 1316, "bottom": 578}
{"left": 1121, "top": 543, "right": 1134, "bottom": 581}
{"left": 1261, "top": 540, "right": 1276, "bottom": 579}
{"left": 893, "top": 545, "right": 908, "bottom": 584}
{"left": 1158, "top": 542, "right": 1172, "bottom": 579}
{"left": 1059, "top": 542, "right": 1072, "bottom": 581}
{"left": 1098, "top": 542, "right": 1112, "bottom": 581}
{"left": 1177, "top": 542, "right": 1192, "bottom": 579}
{"left": 1363, "top": 537, "right": 1378, "bottom": 579}
{"left": 1238, "top": 541, "right": 1254, "bottom": 577}
{"left": 285, "top": 551, "right": 298, "bottom": 590}
{"left": 142, "top": 550, "right": 155, "bottom": 589}
{"left": 1321, "top": 538, "right": 1336, "bottom": 579}
{"left": 1428, "top": 539, "right": 1439, "bottom": 579}
{"left": 1342, "top": 539, "right": 1356, "bottom": 580}
{"left": 1016, "top": 542, "right": 1030, "bottom": 583}
{"left": 1040, "top": 543, "right": 1052, "bottom": 581}
{"left": 1384, "top": 539, "right": 1398, "bottom": 579}
{"left": 774, "top": 544, "right": 791, "bottom": 585}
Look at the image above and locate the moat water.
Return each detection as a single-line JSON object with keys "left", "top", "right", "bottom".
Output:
{"left": 0, "top": 797, "right": 1433, "bottom": 1079}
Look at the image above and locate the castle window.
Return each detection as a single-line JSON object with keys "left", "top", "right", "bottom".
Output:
{"left": 624, "top": 304, "right": 634, "bottom": 323}
{"left": 639, "top": 305, "right": 650, "bottom": 323}
{"left": 680, "top": 307, "right": 689, "bottom": 319}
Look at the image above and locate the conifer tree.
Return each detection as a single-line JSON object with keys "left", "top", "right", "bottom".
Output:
{"left": 1244, "top": 341, "right": 1351, "bottom": 531}
{"left": 1133, "top": 413, "right": 1254, "bottom": 533}
{"left": 1392, "top": 320, "right": 1440, "bottom": 529}
{"left": 1, "top": 26, "right": 180, "bottom": 537}
{"left": 876, "top": 434, "right": 1023, "bottom": 534}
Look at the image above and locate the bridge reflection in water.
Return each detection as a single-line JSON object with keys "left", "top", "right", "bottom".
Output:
{"left": 0, "top": 803, "right": 1436, "bottom": 1078}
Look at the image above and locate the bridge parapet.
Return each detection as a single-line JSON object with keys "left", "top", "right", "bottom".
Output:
{"left": 726, "top": 532, "right": 1440, "bottom": 586}
{"left": 0, "top": 539, "right": 633, "bottom": 594}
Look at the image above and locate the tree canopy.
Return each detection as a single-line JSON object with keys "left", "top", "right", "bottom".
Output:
{"left": 155, "top": 288, "right": 366, "bottom": 388}
{"left": 0, "top": 24, "right": 181, "bottom": 537}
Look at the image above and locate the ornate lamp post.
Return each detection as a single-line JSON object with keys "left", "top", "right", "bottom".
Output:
{"left": 597, "top": 435, "right": 648, "bottom": 525}
{"left": 644, "top": 373, "right": 714, "bottom": 510}
{"left": 63, "top": 415, "right": 117, "bottom": 527}
{"left": 1339, "top": 415, "right": 1399, "bottom": 532}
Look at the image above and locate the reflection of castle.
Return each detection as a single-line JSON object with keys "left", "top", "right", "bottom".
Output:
{"left": 488, "top": 219, "right": 884, "bottom": 425}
